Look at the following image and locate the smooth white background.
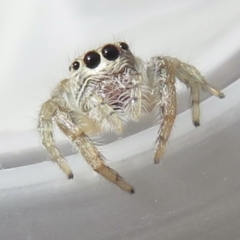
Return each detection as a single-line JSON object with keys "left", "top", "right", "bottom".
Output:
{"left": 0, "top": 0, "right": 239, "bottom": 132}
{"left": 0, "top": 1, "right": 240, "bottom": 240}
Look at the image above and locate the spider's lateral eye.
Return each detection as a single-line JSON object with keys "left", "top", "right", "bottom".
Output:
{"left": 102, "top": 44, "right": 119, "bottom": 61}
{"left": 84, "top": 51, "right": 101, "bottom": 69}
{"left": 71, "top": 61, "right": 80, "bottom": 71}
{"left": 120, "top": 42, "right": 129, "bottom": 50}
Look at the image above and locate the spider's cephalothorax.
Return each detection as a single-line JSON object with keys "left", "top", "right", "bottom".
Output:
{"left": 68, "top": 42, "right": 150, "bottom": 133}
{"left": 39, "top": 41, "right": 225, "bottom": 194}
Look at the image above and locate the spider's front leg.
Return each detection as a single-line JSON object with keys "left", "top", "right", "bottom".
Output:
{"left": 53, "top": 107, "right": 134, "bottom": 194}
{"left": 38, "top": 100, "right": 74, "bottom": 179}
{"left": 149, "top": 56, "right": 225, "bottom": 163}
{"left": 149, "top": 57, "right": 177, "bottom": 163}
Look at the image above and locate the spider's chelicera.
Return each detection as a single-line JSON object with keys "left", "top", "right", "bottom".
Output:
{"left": 38, "top": 41, "right": 225, "bottom": 194}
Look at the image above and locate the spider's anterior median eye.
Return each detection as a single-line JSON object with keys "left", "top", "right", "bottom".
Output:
{"left": 84, "top": 51, "right": 101, "bottom": 69}
{"left": 71, "top": 61, "right": 80, "bottom": 71}
{"left": 120, "top": 42, "right": 129, "bottom": 50}
{"left": 102, "top": 44, "right": 119, "bottom": 61}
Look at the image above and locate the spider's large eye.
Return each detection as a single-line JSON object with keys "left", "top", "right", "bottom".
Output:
{"left": 84, "top": 51, "right": 101, "bottom": 69}
{"left": 102, "top": 44, "right": 119, "bottom": 61}
{"left": 70, "top": 61, "right": 80, "bottom": 71}
{"left": 120, "top": 42, "right": 129, "bottom": 50}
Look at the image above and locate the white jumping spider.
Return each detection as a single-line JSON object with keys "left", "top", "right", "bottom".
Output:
{"left": 38, "top": 42, "right": 224, "bottom": 193}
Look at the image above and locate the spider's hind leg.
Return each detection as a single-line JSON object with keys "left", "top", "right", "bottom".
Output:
{"left": 148, "top": 56, "right": 224, "bottom": 163}
{"left": 167, "top": 57, "right": 225, "bottom": 127}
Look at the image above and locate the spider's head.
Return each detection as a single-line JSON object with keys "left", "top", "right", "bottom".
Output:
{"left": 69, "top": 42, "right": 135, "bottom": 74}
{"left": 69, "top": 42, "right": 141, "bottom": 112}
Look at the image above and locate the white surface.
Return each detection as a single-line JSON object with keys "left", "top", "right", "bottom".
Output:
{"left": 1, "top": 82, "right": 240, "bottom": 240}
{"left": 0, "top": 1, "right": 240, "bottom": 240}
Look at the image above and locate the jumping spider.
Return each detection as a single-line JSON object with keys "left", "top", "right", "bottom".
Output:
{"left": 38, "top": 42, "right": 224, "bottom": 194}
